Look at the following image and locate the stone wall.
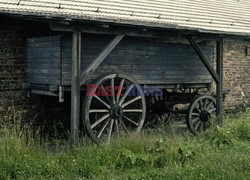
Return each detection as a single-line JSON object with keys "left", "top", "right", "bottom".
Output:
{"left": 223, "top": 39, "right": 250, "bottom": 110}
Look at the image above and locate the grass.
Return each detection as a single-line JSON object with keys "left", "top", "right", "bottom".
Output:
{"left": 0, "top": 108, "right": 249, "bottom": 179}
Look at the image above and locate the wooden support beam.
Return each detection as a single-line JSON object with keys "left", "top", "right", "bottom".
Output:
{"left": 216, "top": 39, "right": 223, "bottom": 125}
{"left": 80, "top": 34, "right": 124, "bottom": 85}
{"left": 188, "top": 38, "right": 220, "bottom": 83}
{"left": 50, "top": 23, "right": 178, "bottom": 39}
{"left": 71, "top": 31, "right": 81, "bottom": 145}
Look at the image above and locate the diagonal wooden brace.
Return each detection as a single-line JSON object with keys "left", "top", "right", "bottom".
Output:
{"left": 188, "top": 37, "right": 219, "bottom": 84}
{"left": 80, "top": 34, "right": 125, "bottom": 85}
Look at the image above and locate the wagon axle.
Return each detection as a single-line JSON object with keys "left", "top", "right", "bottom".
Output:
{"left": 200, "top": 110, "right": 211, "bottom": 122}
{"left": 110, "top": 105, "right": 123, "bottom": 119}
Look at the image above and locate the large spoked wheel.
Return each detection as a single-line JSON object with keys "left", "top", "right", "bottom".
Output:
{"left": 186, "top": 95, "right": 216, "bottom": 135}
{"left": 83, "top": 74, "right": 146, "bottom": 143}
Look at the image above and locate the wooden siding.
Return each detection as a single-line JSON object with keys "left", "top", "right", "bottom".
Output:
{"left": 26, "top": 36, "right": 61, "bottom": 85}
{"left": 61, "top": 34, "right": 214, "bottom": 85}
{"left": 26, "top": 34, "right": 214, "bottom": 87}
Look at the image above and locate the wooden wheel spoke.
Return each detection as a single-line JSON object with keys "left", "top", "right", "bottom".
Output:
{"left": 101, "top": 85, "right": 112, "bottom": 105}
{"left": 201, "top": 122, "right": 206, "bottom": 131}
{"left": 192, "top": 117, "right": 200, "bottom": 124}
{"left": 198, "top": 100, "right": 203, "bottom": 110}
{"left": 97, "top": 118, "right": 110, "bottom": 138}
{"left": 111, "top": 78, "right": 116, "bottom": 105}
{"left": 115, "top": 119, "right": 120, "bottom": 138}
{"left": 122, "top": 115, "right": 139, "bottom": 126}
{"left": 119, "top": 84, "right": 135, "bottom": 105}
{"left": 116, "top": 78, "right": 125, "bottom": 103}
{"left": 91, "top": 113, "right": 110, "bottom": 129}
{"left": 206, "top": 101, "right": 213, "bottom": 110}
{"left": 191, "top": 112, "right": 200, "bottom": 117}
{"left": 195, "top": 121, "right": 202, "bottom": 131}
{"left": 107, "top": 119, "right": 114, "bottom": 143}
{"left": 208, "top": 108, "right": 216, "bottom": 113}
{"left": 123, "top": 109, "right": 143, "bottom": 113}
{"left": 93, "top": 95, "right": 111, "bottom": 109}
{"left": 89, "top": 109, "right": 109, "bottom": 113}
{"left": 119, "top": 118, "right": 131, "bottom": 135}
{"left": 194, "top": 107, "right": 201, "bottom": 113}
{"left": 121, "top": 96, "right": 142, "bottom": 108}
{"left": 204, "top": 99, "right": 208, "bottom": 110}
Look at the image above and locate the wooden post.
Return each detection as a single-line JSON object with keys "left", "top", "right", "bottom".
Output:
{"left": 71, "top": 31, "right": 81, "bottom": 145}
{"left": 216, "top": 39, "right": 223, "bottom": 125}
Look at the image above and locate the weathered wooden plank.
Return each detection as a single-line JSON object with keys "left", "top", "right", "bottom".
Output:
{"left": 27, "top": 78, "right": 61, "bottom": 85}
{"left": 65, "top": 53, "right": 213, "bottom": 61}
{"left": 27, "top": 62, "right": 61, "bottom": 68}
{"left": 27, "top": 35, "right": 61, "bottom": 43}
{"left": 27, "top": 47, "right": 61, "bottom": 54}
{"left": 27, "top": 51, "right": 61, "bottom": 58}
{"left": 63, "top": 70, "right": 211, "bottom": 76}
{"left": 27, "top": 42, "right": 61, "bottom": 48}
{"left": 26, "top": 35, "right": 62, "bottom": 85}
{"left": 79, "top": 34, "right": 125, "bottom": 85}
{"left": 30, "top": 90, "right": 58, "bottom": 97}
{"left": 62, "top": 63, "right": 211, "bottom": 70}
{"left": 27, "top": 75, "right": 60, "bottom": 81}
{"left": 62, "top": 77, "right": 212, "bottom": 85}
{"left": 61, "top": 43, "right": 213, "bottom": 54}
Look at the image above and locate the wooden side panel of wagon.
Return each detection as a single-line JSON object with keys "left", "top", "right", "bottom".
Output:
{"left": 26, "top": 34, "right": 214, "bottom": 87}
{"left": 26, "top": 36, "right": 61, "bottom": 86}
{"left": 61, "top": 34, "right": 213, "bottom": 86}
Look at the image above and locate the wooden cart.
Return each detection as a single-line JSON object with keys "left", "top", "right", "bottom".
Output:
{"left": 25, "top": 32, "right": 221, "bottom": 142}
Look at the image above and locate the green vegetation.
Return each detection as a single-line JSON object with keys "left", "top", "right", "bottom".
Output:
{"left": 0, "top": 108, "right": 249, "bottom": 179}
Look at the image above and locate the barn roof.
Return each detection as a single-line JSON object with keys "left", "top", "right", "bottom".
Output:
{"left": 0, "top": 0, "right": 250, "bottom": 36}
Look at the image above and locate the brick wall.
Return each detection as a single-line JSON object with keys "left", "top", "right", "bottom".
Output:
{"left": 0, "top": 17, "right": 53, "bottom": 121}
{"left": 223, "top": 40, "right": 250, "bottom": 110}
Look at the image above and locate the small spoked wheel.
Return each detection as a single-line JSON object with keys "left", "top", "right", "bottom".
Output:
{"left": 186, "top": 95, "right": 216, "bottom": 135}
{"left": 83, "top": 74, "right": 146, "bottom": 143}
{"left": 146, "top": 101, "right": 173, "bottom": 128}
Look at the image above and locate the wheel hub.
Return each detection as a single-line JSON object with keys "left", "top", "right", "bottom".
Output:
{"left": 110, "top": 105, "right": 123, "bottom": 119}
{"left": 200, "top": 110, "right": 210, "bottom": 122}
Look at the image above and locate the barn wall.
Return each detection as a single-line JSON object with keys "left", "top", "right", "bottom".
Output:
{"left": 222, "top": 40, "right": 250, "bottom": 110}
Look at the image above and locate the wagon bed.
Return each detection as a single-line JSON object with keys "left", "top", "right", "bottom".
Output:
{"left": 26, "top": 34, "right": 214, "bottom": 93}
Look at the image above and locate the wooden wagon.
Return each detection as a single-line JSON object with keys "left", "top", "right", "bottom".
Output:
{"left": 25, "top": 26, "right": 223, "bottom": 143}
